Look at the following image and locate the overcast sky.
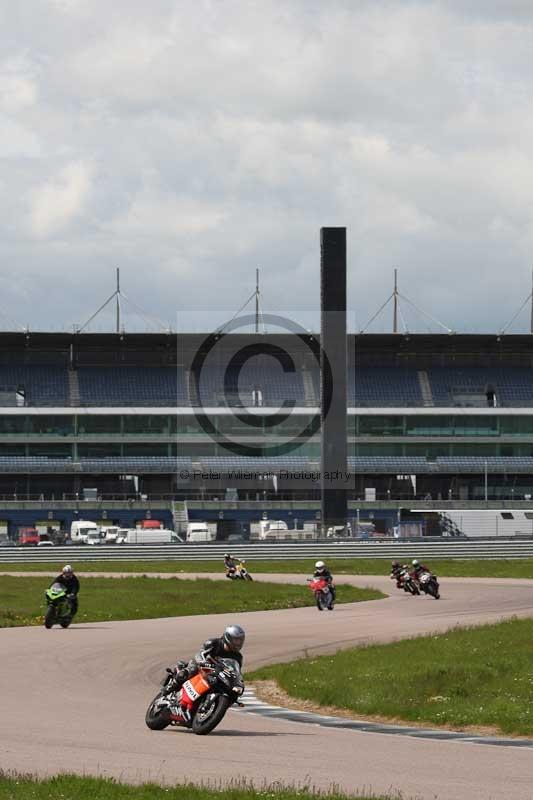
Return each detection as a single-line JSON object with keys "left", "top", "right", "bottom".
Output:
{"left": 2, "top": 0, "right": 533, "bottom": 334}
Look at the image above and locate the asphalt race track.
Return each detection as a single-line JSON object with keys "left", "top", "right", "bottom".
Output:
{"left": 1, "top": 574, "right": 533, "bottom": 799}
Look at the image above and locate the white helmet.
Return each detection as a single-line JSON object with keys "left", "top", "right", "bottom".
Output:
{"left": 62, "top": 564, "right": 73, "bottom": 575}
{"left": 412, "top": 559, "right": 419, "bottom": 567}
{"left": 315, "top": 561, "right": 326, "bottom": 571}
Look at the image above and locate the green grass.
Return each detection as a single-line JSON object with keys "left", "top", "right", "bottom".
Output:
{"left": 0, "top": 773, "right": 399, "bottom": 800}
{"left": 0, "top": 575, "right": 383, "bottom": 627}
{"left": 249, "top": 617, "right": 533, "bottom": 736}
{"left": 3, "top": 557, "right": 533, "bottom": 578}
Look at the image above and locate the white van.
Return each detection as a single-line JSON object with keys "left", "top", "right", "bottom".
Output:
{"left": 70, "top": 520, "right": 99, "bottom": 544}
{"left": 186, "top": 522, "right": 215, "bottom": 542}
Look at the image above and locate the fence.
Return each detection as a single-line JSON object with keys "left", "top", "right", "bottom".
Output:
{"left": 2, "top": 539, "right": 533, "bottom": 563}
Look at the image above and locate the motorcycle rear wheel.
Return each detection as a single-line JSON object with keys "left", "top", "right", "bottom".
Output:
{"left": 145, "top": 692, "right": 171, "bottom": 730}
{"left": 192, "top": 694, "right": 231, "bottom": 735}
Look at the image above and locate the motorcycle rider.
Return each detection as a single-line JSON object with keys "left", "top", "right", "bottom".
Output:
{"left": 411, "top": 559, "right": 432, "bottom": 580}
{"left": 223, "top": 553, "right": 239, "bottom": 579}
{"left": 51, "top": 564, "right": 80, "bottom": 616}
{"left": 167, "top": 624, "right": 246, "bottom": 721}
{"left": 390, "top": 560, "right": 403, "bottom": 588}
{"left": 313, "top": 560, "right": 336, "bottom": 605}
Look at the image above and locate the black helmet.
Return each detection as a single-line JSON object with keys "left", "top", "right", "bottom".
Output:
{"left": 223, "top": 624, "right": 245, "bottom": 651}
{"left": 392, "top": 560, "right": 399, "bottom": 568}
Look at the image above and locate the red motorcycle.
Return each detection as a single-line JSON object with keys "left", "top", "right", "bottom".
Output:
{"left": 307, "top": 577, "right": 334, "bottom": 611}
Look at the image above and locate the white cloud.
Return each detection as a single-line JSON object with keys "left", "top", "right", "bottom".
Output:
{"left": 29, "top": 161, "right": 93, "bottom": 237}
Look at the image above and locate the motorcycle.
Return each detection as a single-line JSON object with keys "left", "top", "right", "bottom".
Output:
{"left": 418, "top": 571, "right": 440, "bottom": 599}
{"left": 145, "top": 657, "right": 245, "bottom": 735}
{"left": 307, "top": 576, "right": 334, "bottom": 610}
{"left": 231, "top": 561, "right": 253, "bottom": 581}
{"left": 44, "top": 582, "right": 74, "bottom": 629}
{"left": 399, "top": 568, "right": 420, "bottom": 596}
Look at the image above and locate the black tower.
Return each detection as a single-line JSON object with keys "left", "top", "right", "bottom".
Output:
{"left": 320, "top": 227, "right": 348, "bottom": 531}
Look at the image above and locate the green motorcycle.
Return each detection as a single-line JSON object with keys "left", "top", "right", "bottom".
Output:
{"left": 44, "top": 582, "right": 73, "bottom": 629}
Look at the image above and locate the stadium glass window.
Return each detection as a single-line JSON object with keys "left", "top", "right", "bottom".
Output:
{"left": 499, "top": 417, "right": 533, "bottom": 436}
{"left": 123, "top": 415, "right": 170, "bottom": 434}
{"left": 404, "top": 416, "right": 454, "bottom": 436}
{"left": 78, "top": 416, "right": 121, "bottom": 435}
{"left": 404, "top": 444, "right": 449, "bottom": 457}
{"left": 358, "top": 416, "right": 404, "bottom": 436}
{"left": 29, "top": 444, "right": 72, "bottom": 457}
{"left": 122, "top": 444, "right": 169, "bottom": 456}
{"left": 174, "top": 416, "right": 203, "bottom": 435}
{"left": 0, "top": 444, "right": 25, "bottom": 455}
{"left": 78, "top": 444, "right": 122, "bottom": 457}
{"left": 0, "top": 416, "right": 28, "bottom": 434}
{"left": 451, "top": 444, "right": 496, "bottom": 456}
{"left": 28, "top": 416, "right": 74, "bottom": 436}
{"left": 453, "top": 416, "right": 498, "bottom": 436}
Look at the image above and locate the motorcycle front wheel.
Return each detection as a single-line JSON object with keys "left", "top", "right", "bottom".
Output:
{"left": 192, "top": 694, "right": 231, "bottom": 735}
{"left": 145, "top": 692, "right": 171, "bottom": 730}
{"left": 316, "top": 592, "right": 330, "bottom": 610}
{"left": 44, "top": 606, "right": 55, "bottom": 629}
{"left": 60, "top": 617, "right": 72, "bottom": 628}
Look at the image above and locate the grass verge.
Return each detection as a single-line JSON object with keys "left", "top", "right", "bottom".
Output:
{"left": 0, "top": 773, "right": 400, "bottom": 800}
{"left": 2, "top": 557, "right": 533, "bottom": 578}
{"left": 249, "top": 617, "right": 533, "bottom": 736}
{"left": 0, "top": 575, "right": 383, "bottom": 627}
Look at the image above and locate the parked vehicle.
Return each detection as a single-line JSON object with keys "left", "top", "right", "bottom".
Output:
{"left": 307, "top": 576, "right": 334, "bottom": 610}
{"left": 228, "top": 561, "right": 253, "bottom": 581}
{"left": 418, "top": 571, "right": 440, "bottom": 599}
{"left": 18, "top": 527, "right": 40, "bottom": 546}
{"left": 118, "top": 529, "right": 179, "bottom": 544}
{"left": 186, "top": 522, "right": 214, "bottom": 542}
{"left": 44, "top": 583, "right": 73, "bottom": 629}
{"left": 70, "top": 520, "right": 99, "bottom": 544}
{"left": 86, "top": 530, "right": 104, "bottom": 545}
{"left": 102, "top": 526, "right": 119, "bottom": 543}
{"left": 257, "top": 519, "right": 288, "bottom": 540}
{"left": 145, "top": 657, "right": 245, "bottom": 735}
{"left": 37, "top": 539, "right": 54, "bottom": 547}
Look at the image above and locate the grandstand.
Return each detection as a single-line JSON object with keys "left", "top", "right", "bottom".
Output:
{"left": 0, "top": 330, "right": 533, "bottom": 537}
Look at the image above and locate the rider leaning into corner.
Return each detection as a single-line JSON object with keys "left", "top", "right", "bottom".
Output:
{"left": 166, "top": 624, "right": 246, "bottom": 721}
{"left": 411, "top": 559, "right": 434, "bottom": 581}
{"left": 51, "top": 564, "right": 80, "bottom": 616}
{"left": 223, "top": 553, "right": 240, "bottom": 578}
{"left": 313, "top": 560, "right": 336, "bottom": 605}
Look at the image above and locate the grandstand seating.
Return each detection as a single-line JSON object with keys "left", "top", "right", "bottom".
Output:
{"left": 427, "top": 367, "right": 533, "bottom": 407}
{"left": 77, "top": 367, "right": 189, "bottom": 406}
{"left": 196, "top": 362, "right": 305, "bottom": 407}
{"left": 1, "top": 361, "right": 533, "bottom": 408}
{"left": 0, "top": 365, "right": 69, "bottom": 406}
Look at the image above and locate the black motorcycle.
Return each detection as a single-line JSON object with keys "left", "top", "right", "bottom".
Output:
{"left": 145, "top": 657, "right": 245, "bottom": 735}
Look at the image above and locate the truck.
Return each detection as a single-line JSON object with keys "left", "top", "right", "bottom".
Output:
{"left": 186, "top": 522, "right": 215, "bottom": 542}
{"left": 117, "top": 529, "right": 180, "bottom": 544}
{"left": 18, "top": 527, "right": 40, "bottom": 546}
{"left": 70, "top": 520, "right": 99, "bottom": 544}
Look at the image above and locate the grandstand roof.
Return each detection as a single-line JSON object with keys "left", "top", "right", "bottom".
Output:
{"left": 0, "top": 331, "right": 533, "bottom": 367}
